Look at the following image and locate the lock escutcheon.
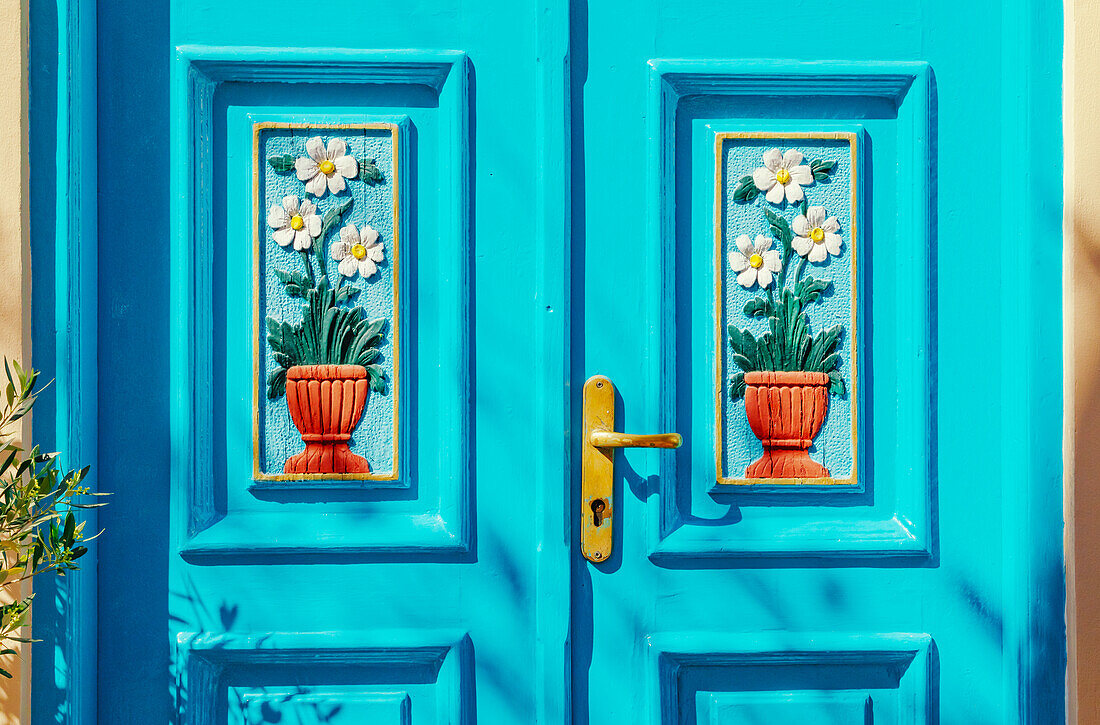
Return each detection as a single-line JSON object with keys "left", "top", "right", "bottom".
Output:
{"left": 580, "top": 375, "right": 681, "bottom": 563}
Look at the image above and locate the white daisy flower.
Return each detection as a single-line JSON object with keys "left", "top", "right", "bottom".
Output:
{"left": 295, "top": 136, "right": 359, "bottom": 197}
{"left": 729, "top": 234, "right": 782, "bottom": 288}
{"left": 792, "top": 206, "right": 843, "bottom": 263}
{"left": 331, "top": 223, "right": 385, "bottom": 279}
{"left": 267, "top": 195, "right": 321, "bottom": 251}
{"left": 752, "top": 148, "right": 814, "bottom": 204}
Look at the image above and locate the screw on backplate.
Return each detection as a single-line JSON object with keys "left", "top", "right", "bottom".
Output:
{"left": 596, "top": 381, "right": 603, "bottom": 388}
{"left": 593, "top": 551, "right": 603, "bottom": 560}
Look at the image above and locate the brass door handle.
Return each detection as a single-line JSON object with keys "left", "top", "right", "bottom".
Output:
{"left": 581, "top": 375, "right": 682, "bottom": 562}
{"left": 589, "top": 430, "right": 682, "bottom": 449}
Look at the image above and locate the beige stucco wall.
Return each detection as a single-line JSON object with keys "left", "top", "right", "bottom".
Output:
{"left": 1068, "top": 0, "right": 1095, "bottom": 719}
{"left": 0, "top": 0, "right": 31, "bottom": 722}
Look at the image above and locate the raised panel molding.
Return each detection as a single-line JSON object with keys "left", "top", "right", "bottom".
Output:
{"left": 176, "top": 631, "right": 470, "bottom": 724}
{"left": 645, "top": 60, "right": 934, "bottom": 563}
{"left": 646, "top": 632, "right": 934, "bottom": 724}
{"left": 170, "top": 47, "right": 471, "bottom": 560}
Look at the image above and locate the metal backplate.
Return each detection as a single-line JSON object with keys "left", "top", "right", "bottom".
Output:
{"left": 582, "top": 375, "right": 615, "bottom": 562}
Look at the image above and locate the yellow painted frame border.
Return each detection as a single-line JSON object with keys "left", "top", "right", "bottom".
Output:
{"left": 251, "top": 121, "right": 401, "bottom": 482}
{"left": 713, "top": 131, "right": 859, "bottom": 487}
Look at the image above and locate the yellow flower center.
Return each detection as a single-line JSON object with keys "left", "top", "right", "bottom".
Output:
{"left": 319, "top": 159, "right": 336, "bottom": 175}
{"left": 351, "top": 243, "right": 368, "bottom": 260}
{"left": 749, "top": 253, "right": 763, "bottom": 269}
{"left": 289, "top": 214, "right": 304, "bottom": 231}
{"left": 775, "top": 168, "right": 791, "bottom": 185}
{"left": 810, "top": 227, "right": 825, "bottom": 243}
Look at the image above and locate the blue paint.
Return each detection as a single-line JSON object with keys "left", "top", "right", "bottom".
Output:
{"left": 253, "top": 122, "right": 398, "bottom": 476}
{"left": 721, "top": 134, "right": 858, "bottom": 479}
{"left": 33, "top": 0, "right": 1065, "bottom": 723}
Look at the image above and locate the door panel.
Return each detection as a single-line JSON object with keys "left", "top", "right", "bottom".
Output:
{"left": 574, "top": 1, "right": 1062, "bottom": 723}
{"left": 653, "top": 64, "right": 933, "bottom": 560}
{"left": 175, "top": 51, "right": 472, "bottom": 558}
{"left": 166, "top": 3, "right": 558, "bottom": 724}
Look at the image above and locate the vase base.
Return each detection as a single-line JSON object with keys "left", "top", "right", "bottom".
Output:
{"left": 746, "top": 448, "right": 829, "bottom": 479}
{"left": 284, "top": 443, "right": 371, "bottom": 475}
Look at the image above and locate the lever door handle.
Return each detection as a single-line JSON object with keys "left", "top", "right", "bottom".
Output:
{"left": 589, "top": 430, "right": 682, "bottom": 449}
{"left": 581, "top": 375, "right": 681, "bottom": 563}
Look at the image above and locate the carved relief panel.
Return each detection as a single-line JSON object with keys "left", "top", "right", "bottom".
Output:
{"left": 253, "top": 122, "right": 401, "bottom": 482}
{"left": 715, "top": 131, "right": 860, "bottom": 486}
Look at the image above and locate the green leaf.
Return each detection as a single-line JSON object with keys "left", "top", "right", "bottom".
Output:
{"left": 796, "top": 275, "right": 831, "bottom": 305}
{"left": 731, "top": 175, "right": 759, "bottom": 203}
{"left": 359, "top": 158, "right": 385, "bottom": 185}
{"left": 319, "top": 197, "right": 354, "bottom": 241}
{"left": 829, "top": 375, "right": 847, "bottom": 397}
{"left": 365, "top": 364, "right": 388, "bottom": 393}
{"left": 267, "top": 366, "right": 287, "bottom": 400}
{"left": 267, "top": 154, "right": 295, "bottom": 172}
{"left": 743, "top": 297, "right": 768, "bottom": 317}
{"left": 62, "top": 513, "right": 75, "bottom": 545}
{"left": 730, "top": 371, "right": 746, "bottom": 399}
{"left": 336, "top": 286, "right": 361, "bottom": 304}
{"left": 759, "top": 333, "right": 776, "bottom": 371}
{"left": 731, "top": 353, "right": 754, "bottom": 371}
{"left": 727, "top": 327, "right": 758, "bottom": 370}
{"left": 810, "top": 159, "right": 836, "bottom": 182}
{"left": 762, "top": 207, "right": 794, "bottom": 255}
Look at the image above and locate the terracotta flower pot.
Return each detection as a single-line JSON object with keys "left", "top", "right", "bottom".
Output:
{"left": 743, "top": 371, "right": 830, "bottom": 478}
{"left": 284, "top": 364, "right": 371, "bottom": 474}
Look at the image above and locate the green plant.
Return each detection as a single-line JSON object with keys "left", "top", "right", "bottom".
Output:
{"left": 265, "top": 198, "right": 389, "bottom": 400}
{"left": 0, "top": 360, "right": 103, "bottom": 677}
{"left": 728, "top": 181, "right": 848, "bottom": 400}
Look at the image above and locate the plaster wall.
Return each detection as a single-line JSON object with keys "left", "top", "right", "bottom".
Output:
{"left": 0, "top": 0, "right": 31, "bottom": 722}
{"left": 1067, "top": 0, "right": 1100, "bottom": 719}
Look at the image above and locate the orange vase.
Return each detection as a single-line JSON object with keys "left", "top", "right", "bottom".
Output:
{"left": 284, "top": 364, "right": 371, "bottom": 474}
{"left": 743, "top": 371, "right": 830, "bottom": 478}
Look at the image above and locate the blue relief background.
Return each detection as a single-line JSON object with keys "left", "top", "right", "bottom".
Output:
{"left": 257, "top": 125, "right": 397, "bottom": 477}
{"left": 721, "top": 136, "right": 857, "bottom": 480}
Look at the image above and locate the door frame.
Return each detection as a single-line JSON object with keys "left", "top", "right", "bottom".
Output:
{"left": 28, "top": 0, "right": 98, "bottom": 721}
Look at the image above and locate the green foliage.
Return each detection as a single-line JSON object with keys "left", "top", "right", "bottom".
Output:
{"left": 358, "top": 158, "right": 385, "bottom": 185}
{"left": 273, "top": 269, "right": 312, "bottom": 298}
{"left": 762, "top": 206, "right": 794, "bottom": 257}
{"left": 732, "top": 174, "right": 759, "bottom": 203}
{"left": 267, "top": 154, "right": 296, "bottom": 173}
{"left": 314, "top": 198, "right": 354, "bottom": 278}
{"left": 810, "top": 158, "right": 836, "bottom": 182}
{"left": 727, "top": 275, "right": 847, "bottom": 399}
{"left": 0, "top": 360, "right": 104, "bottom": 675}
{"left": 319, "top": 197, "right": 353, "bottom": 242}
{"left": 266, "top": 190, "right": 390, "bottom": 400}
{"left": 726, "top": 154, "right": 848, "bottom": 401}
{"left": 265, "top": 282, "right": 389, "bottom": 400}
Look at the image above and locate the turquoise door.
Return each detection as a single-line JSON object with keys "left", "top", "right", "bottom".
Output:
{"left": 30, "top": 0, "right": 1063, "bottom": 721}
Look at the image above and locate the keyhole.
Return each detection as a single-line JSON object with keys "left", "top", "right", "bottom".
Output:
{"left": 591, "top": 499, "right": 608, "bottom": 527}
